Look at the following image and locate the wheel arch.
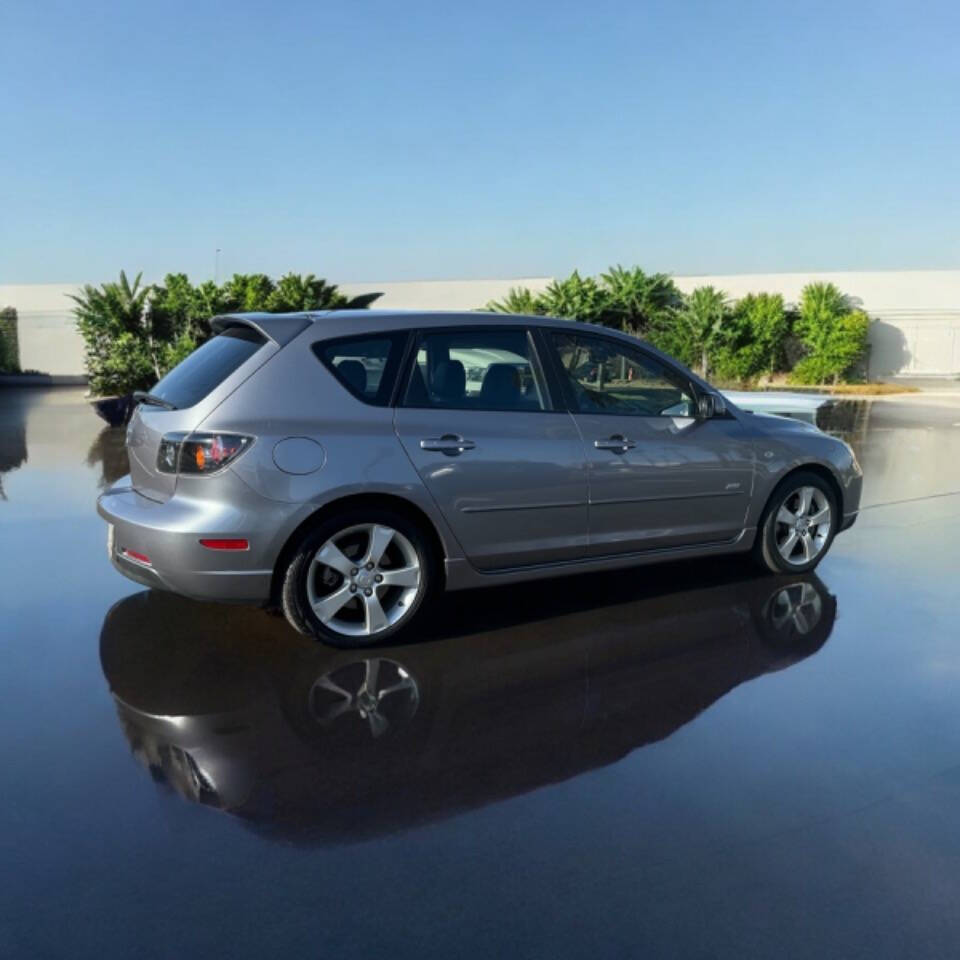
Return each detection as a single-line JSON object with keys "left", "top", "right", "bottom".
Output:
{"left": 269, "top": 492, "right": 448, "bottom": 607}
{"left": 758, "top": 461, "right": 845, "bottom": 534}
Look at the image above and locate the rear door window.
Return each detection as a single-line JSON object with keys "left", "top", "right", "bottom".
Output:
{"left": 314, "top": 333, "right": 408, "bottom": 406}
{"left": 151, "top": 326, "right": 267, "bottom": 409}
{"left": 402, "top": 328, "right": 550, "bottom": 411}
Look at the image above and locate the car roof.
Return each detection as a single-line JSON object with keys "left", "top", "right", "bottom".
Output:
{"left": 212, "top": 309, "right": 617, "bottom": 347}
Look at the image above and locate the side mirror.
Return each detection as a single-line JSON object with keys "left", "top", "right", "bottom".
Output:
{"left": 697, "top": 393, "right": 726, "bottom": 419}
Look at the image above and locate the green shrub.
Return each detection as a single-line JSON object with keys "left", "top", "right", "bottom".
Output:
{"left": 789, "top": 283, "right": 870, "bottom": 384}
{"left": 71, "top": 271, "right": 155, "bottom": 395}
{"left": 711, "top": 292, "right": 787, "bottom": 381}
{"left": 539, "top": 271, "right": 609, "bottom": 324}
{"left": 482, "top": 269, "right": 870, "bottom": 385}
{"left": 790, "top": 308, "right": 870, "bottom": 384}
{"left": 72, "top": 270, "right": 381, "bottom": 396}
{"left": 93, "top": 332, "right": 157, "bottom": 397}
{"left": 0, "top": 306, "right": 20, "bottom": 373}
{"left": 486, "top": 266, "right": 683, "bottom": 340}
{"left": 486, "top": 287, "right": 546, "bottom": 316}
{"left": 598, "top": 266, "right": 684, "bottom": 338}
{"left": 675, "top": 286, "right": 731, "bottom": 378}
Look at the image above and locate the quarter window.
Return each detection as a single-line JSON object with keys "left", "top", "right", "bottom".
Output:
{"left": 403, "top": 329, "right": 548, "bottom": 411}
{"left": 314, "top": 333, "right": 407, "bottom": 406}
{"left": 551, "top": 332, "right": 696, "bottom": 417}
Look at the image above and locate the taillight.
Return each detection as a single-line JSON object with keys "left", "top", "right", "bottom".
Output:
{"left": 156, "top": 432, "right": 253, "bottom": 475}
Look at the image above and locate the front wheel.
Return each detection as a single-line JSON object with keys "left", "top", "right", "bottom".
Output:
{"left": 281, "top": 507, "right": 436, "bottom": 648}
{"left": 754, "top": 471, "right": 838, "bottom": 574}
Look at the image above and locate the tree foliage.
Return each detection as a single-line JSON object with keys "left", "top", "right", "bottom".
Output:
{"left": 0, "top": 306, "right": 20, "bottom": 373}
{"left": 483, "top": 268, "right": 870, "bottom": 385}
{"left": 789, "top": 283, "right": 869, "bottom": 383}
{"left": 70, "top": 271, "right": 162, "bottom": 395}
{"left": 598, "top": 266, "right": 684, "bottom": 337}
{"left": 711, "top": 292, "right": 788, "bottom": 381}
{"left": 486, "top": 267, "right": 683, "bottom": 338}
{"left": 72, "top": 270, "right": 381, "bottom": 396}
{"left": 538, "top": 271, "right": 609, "bottom": 324}
{"left": 486, "top": 287, "right": 546, "bottom": 316}
{"left": 676, "top": 286, "right": 730, "bottom": 378}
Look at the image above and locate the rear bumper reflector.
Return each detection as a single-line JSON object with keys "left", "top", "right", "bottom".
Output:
{"left": 122, "top": 549, "right": 152, "bottom": 566}
{"left": 199, "top": 539, "right": 250, "bottom": 551}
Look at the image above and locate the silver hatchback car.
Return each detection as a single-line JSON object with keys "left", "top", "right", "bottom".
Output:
{"left": 97, "top": 310, "right": 862, "bottom": 647}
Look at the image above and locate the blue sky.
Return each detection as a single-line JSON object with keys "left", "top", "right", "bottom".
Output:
{"left": 2, "top": 0, "right": 958, "bottom": 284}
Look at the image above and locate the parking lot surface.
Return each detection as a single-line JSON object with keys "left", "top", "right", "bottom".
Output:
{"left": 2, "top": 388, "right": 959, "bottom": 959}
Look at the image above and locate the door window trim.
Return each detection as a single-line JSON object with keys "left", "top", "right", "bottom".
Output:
{"left": 396, "top": 325, "right": 562, "bottom": 413}
{"left": 541, "top": 328, "right": 701, "bottom": 418}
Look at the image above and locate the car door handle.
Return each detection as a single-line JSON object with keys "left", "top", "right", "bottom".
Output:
{"left": 420, "top": 434, "right": 476, "bottom": 456}
{"left": 594, "top": 435, "right": 636, "bottom": 452}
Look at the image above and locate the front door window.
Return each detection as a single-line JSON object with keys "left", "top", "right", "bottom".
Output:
{"left": 551, "top": 332, "right": 696, "bottom": 418}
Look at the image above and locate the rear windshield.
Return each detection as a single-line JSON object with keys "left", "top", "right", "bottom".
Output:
{"left": 151, "top": 326, "right": 266, "bottom": 409}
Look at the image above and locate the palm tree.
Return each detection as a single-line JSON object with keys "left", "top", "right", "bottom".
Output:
{"left": 680, "top": 286, "right": 730, "bottom": 378}
{"left": 69, "top": 270, "right": 150, "bottom": 339}
{"left": 599, "top": 265, "right": 683, "bottom": 336}
{"left": 264, "top": 272, "right": 383, "bottom": 312}
{"left": 485, "top": 286, "right": 544, "bottom": 315}
{"left": 538, "top": 271, "right": 608, "bottom": 323}
{"left": 799, "top": 282, "right": 851, "bottom": 324}
{"left": 70, "top": 271, "right": 156, "bottom": 393}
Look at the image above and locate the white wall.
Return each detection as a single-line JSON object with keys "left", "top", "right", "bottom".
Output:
{"left": 0, "top": 284, "right": 83, "bottom": 376}
{"left": 3, "top": 270, "right": 958, "bottom": 379}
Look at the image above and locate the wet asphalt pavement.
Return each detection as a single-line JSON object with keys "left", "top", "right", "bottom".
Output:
{"left": 2, "top": 388, "right": 959, "bottom": 958}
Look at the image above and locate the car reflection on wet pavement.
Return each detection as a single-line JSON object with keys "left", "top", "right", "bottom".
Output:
{"left": 101, "top": 573, "right": 834, "bottom": 844}
{"left": 3, "top": 386, "right": 960, "bottom": 959}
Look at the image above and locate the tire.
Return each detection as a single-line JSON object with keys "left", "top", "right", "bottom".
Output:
{"left": 753, "top": 470, "right": 838, "bottom": 574}
{"left": 281, "top": 506, "right": 437, "bottom": 648}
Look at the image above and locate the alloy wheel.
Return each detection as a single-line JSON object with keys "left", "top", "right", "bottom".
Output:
{"left": 306, "top": 523, "right": 422, "bottom": 638}
{"left": 774, "top": 486, "right": 832, "bottom": 566}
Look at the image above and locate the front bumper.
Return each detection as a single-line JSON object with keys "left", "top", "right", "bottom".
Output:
{"left": 97, "top": 475, "right": 309, "bottom": 603}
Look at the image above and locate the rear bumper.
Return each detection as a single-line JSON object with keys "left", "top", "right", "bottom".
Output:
{"left": 96, "top": 477, "right": 309, "bottom": 603}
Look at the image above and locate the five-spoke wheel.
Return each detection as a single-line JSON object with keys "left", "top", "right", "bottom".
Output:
{"left": 773, "top": 485, "right": 832, "bottom": 566}
{"left": 282, "top": 507, "right": 434, "bottom": 647}
{"left": 755, "top": 472, "right": 837, "bottom": 574}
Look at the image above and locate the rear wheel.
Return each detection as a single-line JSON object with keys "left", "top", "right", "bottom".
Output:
{"left": 754, "top": 471, "right": 838, "bottom": 574}
{"left": 281, "top": 507, "right": 436, "bottom": 648}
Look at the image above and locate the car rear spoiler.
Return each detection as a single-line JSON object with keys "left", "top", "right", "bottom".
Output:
{"left": 211, "top": 312, "right": 319, "bottom": 347}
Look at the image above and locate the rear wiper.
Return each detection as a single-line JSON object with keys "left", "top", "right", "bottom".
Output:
{"left": 132, "top": 391, "right": 178, "bottom": 411}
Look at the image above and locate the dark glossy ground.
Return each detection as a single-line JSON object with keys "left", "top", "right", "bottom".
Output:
{"left": 2, "top": 388, "right": 959, "bottom": 959}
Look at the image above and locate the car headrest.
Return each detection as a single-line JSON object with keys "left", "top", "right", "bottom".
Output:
{"left": 433, "top": 360, "right": 466, "bottom": 402}
{"left": 336, "top": 359, "right": 367, "bottom": 396}
{"left": 480, "top": 363, "right": 522, "bottom": 406}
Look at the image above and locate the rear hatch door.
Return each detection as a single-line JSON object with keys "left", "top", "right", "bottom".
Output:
{"left": 126, "top": 320, "right": 287, "bottom": 502}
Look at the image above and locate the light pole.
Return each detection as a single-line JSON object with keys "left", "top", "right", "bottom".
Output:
{"left": 214, "top": 248, "right": 222, "bottom": 285}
